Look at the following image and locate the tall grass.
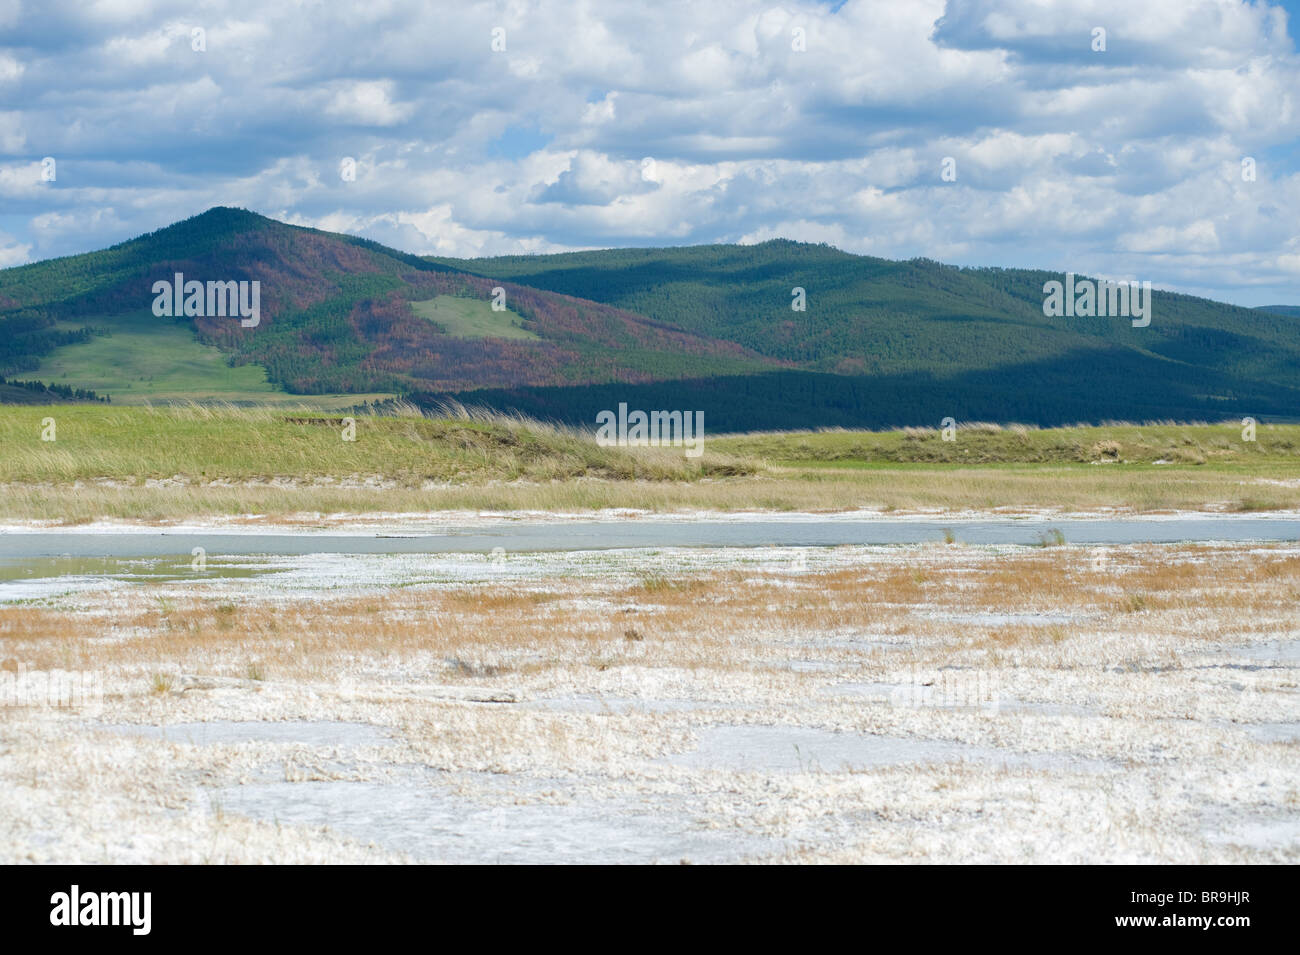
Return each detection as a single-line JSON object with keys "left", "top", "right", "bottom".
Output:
{"left": 0, "top": 402, "right": 754, "bottom": 485}
{"left": 2, "top": 407, "right": 1298, "bottom": 520}
{"left": 712, "top": 420, "right": 1300, "bottom": 465}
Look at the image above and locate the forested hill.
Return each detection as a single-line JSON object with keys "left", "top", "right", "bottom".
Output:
{"left": 1, "top": 208, "right": 1296, "bottom": 428}
{"left": 417, "top": 241, "right": 1299, "bottom": 427}
{"left": 430, "top": 242, "right": 1300, "bottom": 396}
{"left": 0, "top": 208, "right": 772, "bottom": 397}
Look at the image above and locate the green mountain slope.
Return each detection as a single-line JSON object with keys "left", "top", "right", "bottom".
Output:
{"left": 431, "top": 242, "right": 1300, "bottom": 388}
{"left": 423, "top": 241, "right": 1300, "bottom": 427}
{"left": 0, "top": 208, "right": 774, "bottom": 398}
{"left": 2, "top": 209, "right": 1296, "bottom": 429}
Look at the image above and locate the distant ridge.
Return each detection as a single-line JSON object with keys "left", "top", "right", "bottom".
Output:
{"left": 2, "top": 208, "right": 1298, "bottom": 428}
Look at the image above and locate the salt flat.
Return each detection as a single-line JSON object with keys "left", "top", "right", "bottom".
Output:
{"left": 1, "top": 537, "right": 1296, "bottom": 864}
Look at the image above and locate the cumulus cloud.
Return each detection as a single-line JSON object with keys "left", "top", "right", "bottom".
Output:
{"left": 532, "top": 151, "right": 658, "bottom": 205}
{"left": 0, "top": 0, "right": 1296, "bottom": 303}
{"left": 0, "top": 231, "right": 30, "bottom": 267}
{"left": 324, "top": 81, "right": 414, "bottom": 127}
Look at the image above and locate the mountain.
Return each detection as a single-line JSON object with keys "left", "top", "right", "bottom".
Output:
{"left": 429, "top": 242, "right": 1300, "bottom": 428}
{"left": 2, "top": 207, "right": 1297, "bottom": 428}
{"left": 0, "top": 207, "right": 771, "bottom": 400}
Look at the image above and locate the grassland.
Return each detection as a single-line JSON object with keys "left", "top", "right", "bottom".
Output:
{"left": 711, "top": 420, "right": 1300, "bottom": 465}
{"left": 27, "top": 311, "right": 392, "bottom": 408}
{"left": 32, "top": 312, "right": 280, "bottom": 402}
{"left": 1, "top": 405, "right": 1298, "bottom": 522}
{"left": 0, "top": 403, "right": 748, "bottom": 484}
{"left": 410, "top": 295, "right": 539, "bottom": 340}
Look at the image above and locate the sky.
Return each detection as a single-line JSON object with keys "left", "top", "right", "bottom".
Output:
{"left": 1, "top": 0, "right": 1298, "bottom": 306}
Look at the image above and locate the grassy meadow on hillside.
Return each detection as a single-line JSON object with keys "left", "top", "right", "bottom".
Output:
{"left": 410, "top": 296, "right": 540, "bottom": 340}
{"left": 30, "top": 311, "right": 282, "bottom": 403}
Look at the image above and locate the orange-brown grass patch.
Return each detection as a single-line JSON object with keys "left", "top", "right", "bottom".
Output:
{"left": 2, "top": 542, "right": 1297, "bottom": 691}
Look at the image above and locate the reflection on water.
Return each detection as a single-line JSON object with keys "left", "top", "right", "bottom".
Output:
{"left": 1, "top": 516, "right": 1296, "bottom": 602}
{"left": 0, "top": 554, "right": 272, "bottom": 601}
{"left": 0, "top": 518, "right": 1297, "bottom": 562}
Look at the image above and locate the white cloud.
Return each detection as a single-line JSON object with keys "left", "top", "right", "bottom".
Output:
{"left": 324, "top": 81, "right": 413, "bottom": 127}
{"left": 0, "top": 232, "right": 30, "bottom": 267}
{"left": 0, "top": 112, "right": 26, "bottom": 154}
{"left": 0, "top": 0, "right": 1296, "bottom": 303}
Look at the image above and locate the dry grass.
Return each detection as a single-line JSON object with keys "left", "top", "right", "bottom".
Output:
{"left": 714, "top": 419, "right": 1300, "bottom": 465}
{"left": 5, "top": 464, "right": 1300, "bottom": 522}
{"left": 5, "top": 543, "right": 1297, "bottom": 683}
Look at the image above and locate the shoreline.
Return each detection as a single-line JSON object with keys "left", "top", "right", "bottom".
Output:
{"left": 3, "top": 504, "right": 1300, "bottom": 534}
